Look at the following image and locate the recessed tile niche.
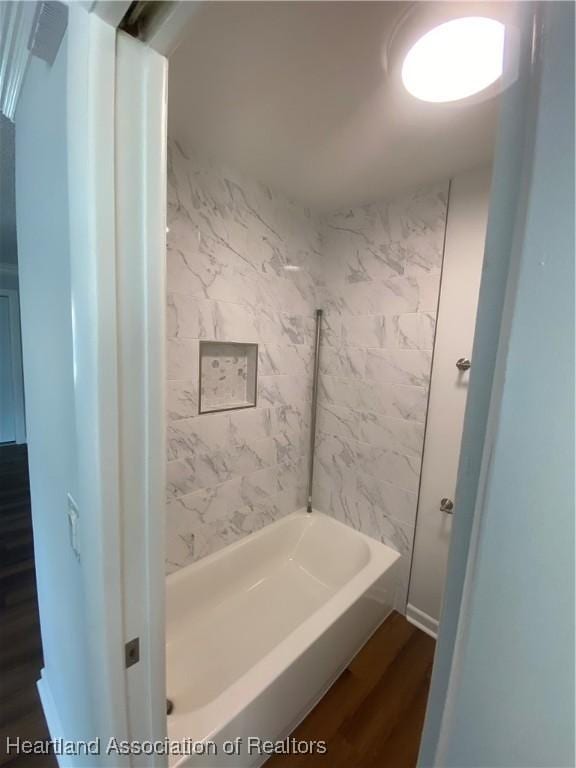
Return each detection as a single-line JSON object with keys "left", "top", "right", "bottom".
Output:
{"left": 198, "top": 341, "right": 258, "bottom": 414}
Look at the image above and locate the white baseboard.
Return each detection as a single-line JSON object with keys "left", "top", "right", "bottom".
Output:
{"left": 406, "top": 603, "right": 439, "bottom": 639}
{"left": 37, "top": 669, "right": 70, "bottom": 768}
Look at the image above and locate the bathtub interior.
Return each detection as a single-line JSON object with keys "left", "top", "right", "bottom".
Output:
{"left": 166, "top": 511, "right": 375, "bottom": 711}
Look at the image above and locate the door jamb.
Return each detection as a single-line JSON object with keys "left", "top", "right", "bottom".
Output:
{"left": 0, "top": 288, "right": 26, "bottom": 444}
{"left": 114, "top": 29, "right": 168, "bottom": 759}
{"left": 66, "top": 5, "right": 130, "bottom": 755}
{"left": 418, "top": 2, "right": 542, "bottom": 762}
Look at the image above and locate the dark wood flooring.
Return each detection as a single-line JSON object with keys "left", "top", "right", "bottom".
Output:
{"left": 0, "top": 445, "right": 55, "bottom": 767}
{"left": 267, "top": 611, "right": 435, "bottom": 768}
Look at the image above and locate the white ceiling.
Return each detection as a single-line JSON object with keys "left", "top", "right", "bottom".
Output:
{"left": 168, "top": 1, "right": 509, "bottom": 209}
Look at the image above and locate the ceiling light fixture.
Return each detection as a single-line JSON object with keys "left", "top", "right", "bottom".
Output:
{"left": 401, "top": 17, "right": 505, "bottom": 103}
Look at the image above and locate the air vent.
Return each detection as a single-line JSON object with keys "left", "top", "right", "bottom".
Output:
{"left": 28, "top": 2, "right": 67, "bottom": 66}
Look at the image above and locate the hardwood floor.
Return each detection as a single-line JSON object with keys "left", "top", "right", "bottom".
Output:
{"left": 0, "top": 445, "right": 55, "bottom": 767}
{"left": 267, "top": 611, "right": 435, "bottom": 768}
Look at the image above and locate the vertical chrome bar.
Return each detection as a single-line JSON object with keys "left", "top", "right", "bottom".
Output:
{"left": 307, "top": 309, "right": 323, "bottom": 513}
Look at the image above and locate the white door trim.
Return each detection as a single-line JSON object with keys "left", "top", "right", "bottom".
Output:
{"left": 67, "top": 3, "right": 169, "bottom": 757}
{"left": 0, "top": 287, "right": 26, "bottom": 443}
{"left": 89, "top": 0, "right": 133, "bottom": 29}
{"left": 143, "top": 2, "right": 201, "bottom": 56}
{"left": 66, "top": 6, "right": 130, "bottom": 757}
{"left": 115, "top": 30, "right": 168, "bottom": 760}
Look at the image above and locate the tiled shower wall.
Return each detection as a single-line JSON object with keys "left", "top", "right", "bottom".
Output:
{"left": 313, "top": 185, "right": 449, "bottom": 608}
{"left": 165, "top": 140, "right": 320, "bottom": 573}
{"left": 165, "top": 138, "right": 448, "bottom": 605}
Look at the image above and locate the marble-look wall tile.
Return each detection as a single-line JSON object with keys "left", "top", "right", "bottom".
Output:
{"left": 258, "top": 343, "right": 313, "bottom": 378}
{"left": 316, "top": 182, "right": 448, "bottom": 610}
{"left": 320, "top": 407, "right": 425, "bottom": 465}
{"left": 165, "top": 139, "right": 319, "bottom": 573}
{"left": 167, "top": 294, "right": 216, "bottom": 340}
{"left": 365, "top": 348, "right": 433, "bottom": 388}
{"left": 359, "top": 381, "right": 428, "bottom": 423}
{"left": 344, "top": 312, "right": 436, "bottom": 351}
{"left": 167, "top": 338, "right": 198, "bottom": 381}
{"left": 313, "top": 480, "right": 415, "bottom": 611}
{"left": 167, "top": 380, "right": 198, "bottom": 421}
{"left": 319, "top": 346, "right": 366, "bottom": 379}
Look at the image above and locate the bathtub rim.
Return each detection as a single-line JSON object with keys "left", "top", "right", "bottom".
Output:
{"left": 166, "top": 507, "right": 374, "bottom": 594}
{"left": 166, "top": 509, "right": 401, "bottom": 747}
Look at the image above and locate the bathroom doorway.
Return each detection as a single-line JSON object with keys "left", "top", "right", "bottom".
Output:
{"left": 152, "top": 2, "right": 512, "bottom": 764}
{"left": 10, "top": 2, "right": 568, "bottom": 767}
{"left": 108, "top": 0, "right": 551, "bottom": 763}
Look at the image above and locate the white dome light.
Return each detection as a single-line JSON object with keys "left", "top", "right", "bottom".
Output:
{"left": 402, "top": 17, "right": 505, "bottom": 103}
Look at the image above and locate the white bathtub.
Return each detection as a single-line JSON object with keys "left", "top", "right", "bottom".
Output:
{"left": 166, "top": 510, "right": 400, "bottom": 767}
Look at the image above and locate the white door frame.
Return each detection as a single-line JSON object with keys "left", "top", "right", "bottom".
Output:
{"left": 418, "top": 2, "right": 544, "bottom": 762}
{"left": 0, "top": 287, "right": 26, "bottom": 444}
{"left": 66, "top": 3, "right": 171, "bottom": 761}
{"left": 66, "top": 6, "right": 131, "bottom": 758}
{"left": 6, "top": 0, "right": 171, "bottom": 760}
{"left": 114, "top": 29, "right": 168, "bottom": 760}
{"left": 88, "top": 2, "right": 201, "bottom": 755}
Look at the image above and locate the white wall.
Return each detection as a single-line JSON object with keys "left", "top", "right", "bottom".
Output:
{"left": 421, "top": 3, "right": 575, "bottom": 765}
{"left": 15, "top": 36, "right": 97, "bottom": 754}
{"left": 408, "top": 167, "right": 492, "bottom": 631}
